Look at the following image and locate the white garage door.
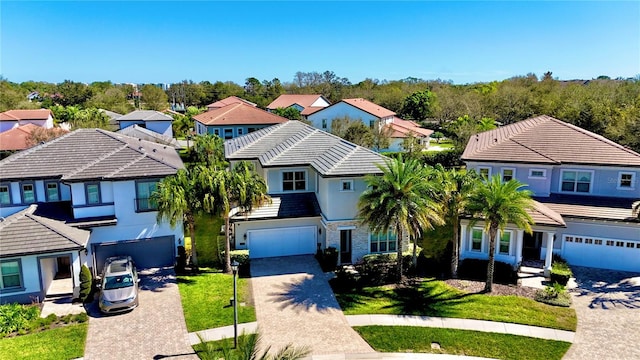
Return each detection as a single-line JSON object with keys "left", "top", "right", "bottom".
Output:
{"left": 248, "top": 226, "right": 317, "bottom": 259}
{"left": 562, "top": 235, "right": 640, "bottom": 272}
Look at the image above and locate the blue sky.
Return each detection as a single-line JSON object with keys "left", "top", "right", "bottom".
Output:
{"left": 2, "top": 1, "right": 639, "bottom": 85}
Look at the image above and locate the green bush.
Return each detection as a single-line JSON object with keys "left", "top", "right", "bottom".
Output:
{"left": 550, "top": 261, "right": 572, "bottom": 286}
{"left": 315, "top": 247, "right": 339, "bottom": 272}
{"left": 457, "top": 259, "right": 518, "bottom": 285}
{"left": 355, "top": 253, "right": 412, "bottom": 286}
{"left": 0, "top": 303, "right": 39, "bottom": 336}
{"left": 79, "top": 265, "right": 93, "bottom": 303}
{"left": 228, "top": 250, "right": 250, "bottom": 277}
{"left": 535, "top": 283, "right": 572, "bottom": 307}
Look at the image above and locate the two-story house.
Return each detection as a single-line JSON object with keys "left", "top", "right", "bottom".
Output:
{"left": 194, "top": 103, "right": 288, "bottom": 139}
{"left": 0, "top": 129, "right": 184, "bottom": 303}
{"left": 224, "top": 121, "right": 408, "bottom": 263}
{"left": 116, "top": 110, "right": 174, "bottom": 138}
{"left": 461, "top": 115, "right": 640, "bottom": 274}
{"left": 306, "top": 98, "right": 432, "bottom": 152}
{"left": 266, "top": 94, "right": 330, "bottom": 118}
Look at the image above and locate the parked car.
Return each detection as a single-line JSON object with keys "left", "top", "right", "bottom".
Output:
{"left": 98, "top": 256, "right": 140, "bottom": 314}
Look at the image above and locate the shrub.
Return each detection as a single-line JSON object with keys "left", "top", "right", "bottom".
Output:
{"left": 457, "top": 259, "right": 518, "bottom": 285}
{"left": 331, "top": 266, "right": 361, "bottom": 292}
{"left": 228, "top": 250, "right": 250, "bottom": 277}
{"left": 176, "top": 245, "right": 187, "bottom": 273}
{"left": 0, "top": 303, "right": 39, "bottom": 336}
{"left": 550, "top": 261, "right": 572, "bottom": 286}
{"left": 316, "top": 247, "right": 339, "bottom": 272}
{"left": 79, "top": 265, "right": 93, "bottom": 303}
{"left": 416, "top": 240, "right": 452, "bottom": 278}
{"left": 355, "top": 253, "right": 412, "bottom": 286}
{"left": 535, "top": 283, "right": 572, "bottom": 307}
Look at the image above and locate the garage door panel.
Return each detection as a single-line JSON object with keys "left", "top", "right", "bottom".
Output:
{"left": 94, "top": 236, "right": 175, "bottom": 271}
{"left": 248, "top": 226, "right": 316, "bottom": 259}
{"left": 563, "top": 236, "right": 639, "bottom": 272}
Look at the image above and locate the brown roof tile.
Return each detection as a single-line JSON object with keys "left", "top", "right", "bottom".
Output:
{"left": 386, "top": 117, "right": 434, "bottom": 138}
{"left": 194, "top": 103, "right": 288, "bottom": 126}
{"left": 207, "top": 96, "right": 256, "bottom": 109}
{"left": 0, "top": 109, "right": 53, "bottom": 121}
{"left": 341, "top": 98, "right": 396, "bottom": 118}
{"left": 462, "top": 115, "right": 640, "bottom": 166}
{"left": 267, "top": 94, "right": 329, "bottom": 110}
{"left": 0, "top": 124, "right": 39, "bottom": 151}
{"left": 535, "top": 194, "right": 639, "bottom": 222}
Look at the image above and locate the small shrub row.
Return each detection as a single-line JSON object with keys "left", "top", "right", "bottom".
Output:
{"left": 535, "top": 283, "right": 572, "bottom": 307}
{"left": 550, "top": 257, "right": 573, "bottom": 286}
{"left": 0, "top": 304, "right": 88, "bottom": 338}
{"left": 457, "top": 259, "right": 518, "bottom": 285}
{"left": 315, "top": 247, "right": 338, "bottom": 272}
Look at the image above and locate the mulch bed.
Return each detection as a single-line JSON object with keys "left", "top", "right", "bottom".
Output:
{"left": 444, "top": 279, "right": 538, "bottom": 299}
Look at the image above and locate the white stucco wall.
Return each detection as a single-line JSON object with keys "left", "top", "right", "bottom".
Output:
{"left": 310, "top": 97, "right": 330, "bottom": 107}
{"left": 265, "top": 166, "right": 317, "bottom": 194}
{"left": 307, "top": 102, "right": 379, "bottom": 131}
{"left": 317, "top": 176, "right": 366, "bottom": 221}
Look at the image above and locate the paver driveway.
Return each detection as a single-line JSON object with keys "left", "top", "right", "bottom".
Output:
{"left": 84, "top": 268, "right": 197, "bottom": 359}
{"left": 564, "top": 266, "right": 640, "bottom": 360}
{"left": 251, "top": 255, "right": 374, "bottom": 357}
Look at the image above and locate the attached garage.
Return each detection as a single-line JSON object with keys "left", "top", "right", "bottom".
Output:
{"left": 247, "top": 226, "right": 317, "bottom": 259}
{"left": 562, "top": 235, "right": 640, "bottom": 272}
{"left": 93, "top": 236, "right": 175, "bottom": 271}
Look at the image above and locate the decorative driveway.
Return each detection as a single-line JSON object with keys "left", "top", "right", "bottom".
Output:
{"left": 563, "top": 266, "right": 640, "bottom": 360}
{"left": 251, "top": 255, "right": 374, "bottom": 357}
{"left": 84, "top": 268, "right": 196, "bottom": 359}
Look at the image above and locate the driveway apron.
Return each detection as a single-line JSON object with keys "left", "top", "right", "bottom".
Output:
{"left": 251, "top": 255, "right": 374, "bottom": 356}
{"left": 563, "top": 266, "right": 640, "bottom": 360}
{"left": 84, "top": 268, "right": 196, "bottom": 359}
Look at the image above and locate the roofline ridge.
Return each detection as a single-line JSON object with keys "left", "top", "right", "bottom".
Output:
{"left": 509, "top": 138, "right": 559, "bottom": 163}
{"left": 0, "top": 128, "right": 77, "bottom": 166}
{"left": 99, "top": 128, "right": 180, "bottom": 166}
{"left": 324, "top": 143, "right": 359, "bottom": 173}
{"left": 0, "top": 205, "right": 36, "bottom": 229}
{"left": 64, "top": 141, "right": 129, "bottom": 180}
{"left": 27, "top": 212, "right": 86, "bottom": 247}
{"left": 262, "top": 123, "right": 318, "bottom": 164}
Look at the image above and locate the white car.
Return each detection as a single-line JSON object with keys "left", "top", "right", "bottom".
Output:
{"left": 98, "top": 256, "right": 140, "bottom": 314}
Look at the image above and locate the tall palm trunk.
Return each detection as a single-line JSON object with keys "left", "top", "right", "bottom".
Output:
{"left": 485, "top": 225, "right": 498, "bottom": 293}
{"left": 396, "top": 227, "right": 404, "bottom": 282}
{"left": 224, "top": 214, "right": 232, "bottom": 274}
{"left": 188, "top": 222, "right": 198, "bottom": 266}
{"left": 451, "top": 216, "right": 460, "bottom": 278}
{"left": 411, "top": 235, "right": 418, "bottom": 269}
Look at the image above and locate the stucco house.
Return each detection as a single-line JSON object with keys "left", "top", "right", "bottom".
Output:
{"left": 460, "top": 115, "right": 640, "bottom": 274}
{"left": 266, "top": 94, "right": 330, "bottom": 118}
{"left": 0, "top": 129, "right": 184, "bottom": 303}
{"left": 0, "top": 109, "right": 54, "bottom": 133}
{"left": 116, "top": 110, "right": 174, "bottom": 138}
{"left": 224, "top": 121, "right": 408, "bottom": 263}
{"left": 206, "top": 96, "right": 257, "bottom": 111}
{"left": 306, "top": 98, "right": 432, "bottom": 152}
{"left": 194, "top": 103, "right": 288, "bottom": 139}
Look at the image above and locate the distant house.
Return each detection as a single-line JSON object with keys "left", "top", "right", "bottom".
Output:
{"left": 27, "top": 91, "right": 40, "bottom": 101}
{"left": 99, "top": 109, "right": 123, "bottom": 131}
{"left": 266, "top": 94, "right": 330, "bottom": 118}
{"left": 307, "top": 98, "right": 432, "bottom": 152}
{"left": 0, "top": 109, "right": 54, "bottom": 133}
{"left": 193, "top": 103, "right": 288, "bottom": 139}
{"left": 117, "top": 124, "right": 180, "bottom": 148}
{"left": 0, "top": 124, "right": 41, "bottom": 153}
{"left": 206, "top": 96, "right": 257, "bottom": 111}
{"left": 116, "top": 110, "right": 174, "bottom": 138}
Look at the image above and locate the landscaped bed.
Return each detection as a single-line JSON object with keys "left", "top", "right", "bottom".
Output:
{"left": 0, "top": 323, "right": 88, "bottom": 360}
{"left": 355, "top": 326, "right": 571, "bottom": 360}
{"left": 333, "top": 279, "right": 577, "bottom": 331}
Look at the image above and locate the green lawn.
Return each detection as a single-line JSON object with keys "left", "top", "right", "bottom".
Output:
{"left": 335, "top": 279, "right": 576, "bottom": 331}
{"left": 0, "top": 323, "right": 88, "bottom": 360}
{"left": 178, "top": 269, "right": 256, "bottom": 332}
{"left": 186, "top": 213, "right": 224, "bottom": 266}
{"left": 355, "top": 326, "right": 571, "bottom": 360}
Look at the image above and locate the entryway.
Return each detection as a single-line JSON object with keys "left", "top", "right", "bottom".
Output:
{"left": 523, "top": 231, "right": 543, "bottom": 261}
{"left": 340, "top": 229, "right": 352, "bottom": 264}
{"left": 39, "top": 254, "right": 73, "bottom": 298}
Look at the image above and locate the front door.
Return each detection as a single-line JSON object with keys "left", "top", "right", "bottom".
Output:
{"left": 340, "top": 230, "right": 352, "bottom": 264}
{"left": 523, "top": 231, "right": 543, "bottom": 260}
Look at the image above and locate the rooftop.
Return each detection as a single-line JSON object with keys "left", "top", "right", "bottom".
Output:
{"left": 534, "top": 194, "right": 639, "bottom": 222}
{"left": 0, "top": 124, "right": 40, "bottom": 151}
{"left": 0, "top": 109, "right": 53, "bottom": 122}
{"left": 340, "top": 98, "right": 396, "bottom": 119}
{"left": 267, "top": 94, "right": 329, "bottom": 110}
{"left": 116, "top": 110, "right": 173, "bottom": 122}
{"left": 194, "top": 103, "right": 288, "bottom": 126}
{"left": 117, "top": 124, "right": 179, "bottom": 147}
{"left": 231, "top": 192, "right": 321, "bottom": 221}
{"left": 207, "top": 96, "right": 256, "bottom": 109}
{"left": 386, "top": 118, "right": 434, "bottom": 138}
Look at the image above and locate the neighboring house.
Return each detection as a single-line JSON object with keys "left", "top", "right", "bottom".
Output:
{"left": 224, "top": 120, "right": 408, "bottom": 262}
{"left": 99, "top": 109, "right": 123, "bottom": 131}
{"left": 0, "top": 129, "right": 185, "bottom": 303}
{"left": 116, "top": 110, "right": 174, "bottom": 138}
{"left": 0, "top": 124, "right": 41, "bottom": 153}
{"left": 27, "top": 91, "right": 40, "bottom": 101}
{"left": 266, "top": 94, "right": 330, "bottom": 118}
{"left": 206, "top": 96, "right": 257, "bottom": 111}
{"left": 0, "top": 109, "right": 54, "bottom": 133}
{"left": 461, "top": 115, "right": 640, "bottom": 274}
{"left": 307, "top": 98, "right": 432, "bottom": 152}
{"left": 193, "top": 103, "right": 288, "bottom": 139}
{"left": 118, "top": 124, "right": 180, "bottom": 148}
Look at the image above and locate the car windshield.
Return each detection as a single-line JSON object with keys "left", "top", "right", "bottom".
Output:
{"left": 104, "top": 274, "right": 134, "bottom": 290}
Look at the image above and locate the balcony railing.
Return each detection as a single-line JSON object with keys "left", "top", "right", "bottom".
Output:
{"left": 135, "top": 197, "right": 158, "bottom": 212}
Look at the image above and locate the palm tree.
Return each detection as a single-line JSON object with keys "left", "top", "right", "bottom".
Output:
{"left": 433, "top": 165, "right": 480, "bottom": 278}
{"left": 466, "top": 175, "right": 535, "bottom": 292}
{"left": 358, "top": 155, "right": 443, "bottom": 281}
{"left": 633, "top": 201, "right": 640, "bottom": 220}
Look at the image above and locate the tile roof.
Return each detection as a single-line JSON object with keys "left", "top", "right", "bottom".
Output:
{"left": 0, "top": 124, "right": 39, "bottom": 151}
{"left": 0, "top": 128, "right": 183, "bottom": 181}
{"left": 267, "top": 94, "right": 329, "bottom": 110}
{"left": 462, "top": 115, "right": 640, "bottom": 166}
{"left": 225, "top": 121, "right": 388, "bottom": 176}
{"left": 534, "top": 194, "right": 639, "bottom": 222}
{"left": 386, "top": 117, "right": 434, "bottom": 138}
{"left": 117, "top": 124, "right": 179, "bottom": 147}
{"left": 0, "top": 109, "right": 53, "bottom": 121}
{"left": 0, "top": 205, "right": 89, "bottom": 258}
{"left": 340, "top": 98, "right": 396, "bottom": 118}
{"left": 207, "top": 96, "right": 256, "bottom": 109}
{"left": 231, "top": 192, "right": 321, "bottom": 221}
{"left": 194, "top": 103, "right": 288, "bottom": 126}
{"left": 529, "top": 201, "right": 566, "bottom": 227}
{"left": 300, "top": 106, "right": 326, "bottom": 116}
{"left": 116, "top": 110, "right": 173, "bottom": 122}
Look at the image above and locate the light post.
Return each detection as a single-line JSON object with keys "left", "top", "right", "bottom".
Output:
{"left": 231, "top": 260, "right": 239, "bottom": 349}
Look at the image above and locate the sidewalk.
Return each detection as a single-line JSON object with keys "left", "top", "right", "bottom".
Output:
{"left": 188, "top": 314, "right": 574, "bottom": 345}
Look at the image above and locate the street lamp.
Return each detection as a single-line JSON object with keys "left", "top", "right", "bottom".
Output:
{"left": 231, "top": 260, "right": 239, "bottom": 349}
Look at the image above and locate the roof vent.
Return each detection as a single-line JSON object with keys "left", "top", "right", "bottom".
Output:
{"left": 493, "top": 138, "right": 498, "bottom": 143}
{"left": 152, "top": 149, "right": 157, "bottom": 152}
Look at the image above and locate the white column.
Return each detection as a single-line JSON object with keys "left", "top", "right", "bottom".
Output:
{"left": 515, "top": 230, "right": 524, "bottom": 265}
{"left": 460, "top": 223, "right": 468, "bottom": 253}
{"left": 544, "top": 232, "right": 555, "bottom": 277}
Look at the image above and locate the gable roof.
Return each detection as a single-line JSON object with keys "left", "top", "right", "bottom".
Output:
{"left": 225, "top": 121, "right": 387, "bottom": 176}
{"left": 0, "top": 205, "right": 89, "bottom": 258}
{"left": 207, "top": 96, "right": 256, "bottom": 109}
{"left": 300, "top": 106, "right": 326, "bottom": 116}
{"left": 386, "top": 117, "right": 434, "bottom": 138}
{"left": 194, "top": 103, "right": 288, "bottom": 126}
{"left": 529, "top": 201, "right": 566, "bottom": 227}
{"left": 0, "top": 128, "right": 183, "bottom": 181}
{"left": 117, "top": 110, "right": 173, "bottom": 122}
{"left": 0, "top": 124, "right": 40, "bottom": 151}
{"left": 340, "top": 98, "right": 396, "bottom": 119}
{"left": 462, "top": 115, "right": 640, "bottom": 166}
{"left": 267, "top": 94, "right": 329, "bottom": 110}
{"left": 117, "top": 124, "right": 180, "bottom": 147}
{"left": 0, "top": 109, "right": 53, "bottom": 122}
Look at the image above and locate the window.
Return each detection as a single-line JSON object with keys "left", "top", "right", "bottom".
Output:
{"left": 223, "top": 128, "right": 233, "bottom": 139}
{"left": 370, "top": 231, "right": 397, "bottom": 253}
{"left": 565, "top": 236, "right": 573, "bottom": 243}
{"left": 136, "top": 180, "right": 159, "bottom": 211}
{"left": 340, "top": 180, "right": 353, "bottom": 192}
{"left": 594, "top": 239, "right": 602, "bottom": 245}
{"left": 237, "top": 128, "right": 244, "bottom": 136}
{"left": 471, "top": 229, "right": 483, "bottom": 251}
{"left": 369, "top": 120, "right": 375, "bottom": 129}
{"left": 501, "top": 168, "right": 515, "bottom": 182}
{"left": 322, "top": 119, "right": 327, "bottom": 129}
{"left": 21, "top": 183, "right": 35, "bottom": 204}
{"left": 606, "top": 240, "right": 614, "bottom": 246}
{"left": 85, "top": 183, "right": 101, "bottom": 204}
{"left": 499, "top": 231, "right": 511, "bottom": 255}
{"left": 213, "top": 129, "right": 220, "bottom": 136}
{"left": 282, "top": 171, "right": 306, "bottom": 191}
{"left": 618, "top": 172, "right": 635, "bottom": 190}
{"left": 0, "top": 260, "right": 22, "bottom": 290}
{"left": 478, "top": 167, "right": 491, "bottom": 180}
{"left": 585, "top": 238, "right": 593, "bottom": 244}
{"left": 616, "top": 241, "right": 624, "bottom": 247}
{"left": 627, "top": 242, "right": 635, "bottom": 248}
{"left": 529, "top": 169, "right": 547, "bottom": 179}
{"left": 0, "top": 184, "right": 10, "bottom": 205}
{"left": 561, "top": 170, "right": 592, "bottom": 193}
{"left": 45, "top": 182, "right": 59, "bottom": 202}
